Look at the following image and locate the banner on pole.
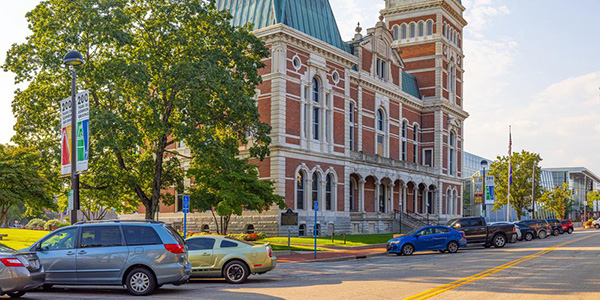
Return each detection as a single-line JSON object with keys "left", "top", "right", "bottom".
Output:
{"left": 485, "top": 176, "right": 495, "bottom": 204}
{"left": 61, "top": 91, "right": 90, "bottom": 175}
{"left": 474, "top": 177, "right": 483, "bottom": 204}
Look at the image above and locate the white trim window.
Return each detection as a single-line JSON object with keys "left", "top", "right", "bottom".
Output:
{"left": 393, "top": 25, "right": 399, "bottom": 40}
{"left": 401, "top": 120, "right": 408, "bottom": 161}
{"left": 449, "top": 131, "right": 457, "bottom": 176}
{"left": 312, "top": 173, "right": 320, "bottom": 210}
{"left": 349, "top": 102, "right": 356, "bottom": 151}
{"left": 376, "top": 108, "right": 387, "bottom": 156}
{"left": 296, "top": 171, "right": 305, "bottom": 210}
{"left": 413, "top": 123, "right": 419, "bottom": 163}
{"left": 325, "top": 174, "right": 333, "bottom": 211}
{"left": 401, "top": 24, "right": 407, "bottom": 39}
{"left": 312, "top": 77, "right": 321, "bottom": 141}
{"left": 426, "top": 20, "right": 433, "bottom": 36}
{"left": 376, "top": 58, "right": 387, "bottom": 80}
{"left": 349, "top": 178, "right": 356, "bottom": 212}
{"left": 417, "top": 21, "right": 424, "bottom": 37}
{"left": 409, "top": 23, "right": 416, "bottom": 38}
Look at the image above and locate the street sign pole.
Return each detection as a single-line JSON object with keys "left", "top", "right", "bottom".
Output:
{"left": 314, "top": 201, "right": 318, "bottom": 260}
{"left": 70, "top": 69, "right": 79, "bottom": 225}
{"left": 182, "top": 195, "right": 190, "bottom": 238}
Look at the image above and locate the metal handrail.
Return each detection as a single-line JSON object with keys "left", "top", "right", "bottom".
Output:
{"left": 74, "top": 219, "right": 164, "bottom": 225}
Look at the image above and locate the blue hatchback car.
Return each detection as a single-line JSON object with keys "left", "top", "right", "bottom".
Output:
{"left": 386, "top": 226, "right": 467, "bottom": 256}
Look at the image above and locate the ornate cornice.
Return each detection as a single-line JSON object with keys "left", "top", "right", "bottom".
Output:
{"left": 349, "top": 72, "right": 425, "bottom": 110}
{"left": 381, "top": 1, "right": 467, "bottom": 27}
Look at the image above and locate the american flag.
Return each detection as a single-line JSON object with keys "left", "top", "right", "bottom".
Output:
{"left": 508, "top": 126, "right": 512, "bottom": 185}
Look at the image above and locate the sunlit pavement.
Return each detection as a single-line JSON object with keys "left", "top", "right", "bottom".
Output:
{"left": 18, "top": 229, "right": 600, "bottom": 300}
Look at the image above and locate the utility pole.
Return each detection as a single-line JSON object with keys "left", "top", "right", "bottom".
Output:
{"left": 531, "top": 164, "right": 536, "bottom": 219}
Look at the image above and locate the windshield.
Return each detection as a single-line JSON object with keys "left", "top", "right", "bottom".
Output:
{"left": 0, "top": 243, "right": 17, "bottom": 253}
{"left": 404, "top": 228, "right": 421, "bottom": 236}
{"left": 445, "top": 219, "right": 458, "bottom": 227}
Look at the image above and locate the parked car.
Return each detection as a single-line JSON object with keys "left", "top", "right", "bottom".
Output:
{"left": 561, "top": 220, "right": 574, "bottom": 234}
{"left": 25, "top": 220, "right": 191, "bottom": 296}
{"left": 446, "top": 217, "right": 516, "bottom": 248}
{"left": 592, "top": 218, "right": 600, "bottom": 229}
{"left": 512, "top": 222, "right": 535, "bottom": 241}
{"left": 489, "top": 222, "right": 519, "bottom": 243}
{"left": 546, "top": 219, "right": 564, "bottom": 235}
{"left": 186, "top": 236, "right": 276, "bottom": 284}
{"left": 386, "top": 225, "right": 467, "bottom": 256}
{"left": 0, "top": 243, "right": 45, "bottom": 298}
{"left": 518, "top": 219, "right": 552, "bottom": 239}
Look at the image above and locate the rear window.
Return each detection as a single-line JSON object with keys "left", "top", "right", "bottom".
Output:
{"left": 164, "top": 225, "right": 185, "bottom": 245}
{"left": 469, "top": 218, "right": 484, "bottom": 227}
{"left": 220, "top": 240, "right": 238, "bottom": 248}
{"left": 561, "top": 221, "right": 570, "bottom": 225}
{"left": 123, "top": 225, "right": 162, "bottom": 246}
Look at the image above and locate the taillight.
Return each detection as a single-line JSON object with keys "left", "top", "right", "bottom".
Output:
{"left": 164, "top": 244, "right": 185, "bottom": 254}
{"left": 461, "top": 232, "right": 465, "bottom": 238}
{"left": 0, "top": 258, "right": 24, "bottom": 267}
{"left": 548, "top": 225, "right": 551, "bottom": 230}
{"left": 267, "top": 246, "right": 273, "bottom": 258}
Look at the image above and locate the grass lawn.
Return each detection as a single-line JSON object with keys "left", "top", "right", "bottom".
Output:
{"left": 0, "top": 228, "right": 49, "bottom": 250}
{"left": 263, "top": 233, "right": 393, "bottom": 247}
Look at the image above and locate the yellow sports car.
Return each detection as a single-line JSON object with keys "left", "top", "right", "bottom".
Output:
{"left": 186, "top": 236, "right": 277, "bottom": 284}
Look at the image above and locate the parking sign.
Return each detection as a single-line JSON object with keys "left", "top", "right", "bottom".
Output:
{"left": 182, "top": 195, "right": 190, "bottom": 213}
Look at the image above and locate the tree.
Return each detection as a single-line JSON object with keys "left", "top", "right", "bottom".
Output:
{"left": 538, "top": 183, "right": 572, "bottom": 220}
{"left": 3, "top": 0, "right": 271, "bottom": 219}
{"left": 188, "top": 155, "right": 285, "bottom": 235}
{"left": 0, "top": 145, "right": 54, "bottom": 225}
{"left": 489, "top": 150, "right": 542, "bottom": 220}
{"left": 588, "top": 191, "right": 600, "bottom": 212}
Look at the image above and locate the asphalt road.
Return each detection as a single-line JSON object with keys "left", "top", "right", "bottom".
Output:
{"left": 13, "top": 229, "right": 600, "bottom": 300}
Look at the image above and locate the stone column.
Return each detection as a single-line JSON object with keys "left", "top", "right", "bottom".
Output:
{"left": 359, "top": 179, "right": 366, "bottom": 213}
{"left": 402, "top": 184, "right": 407, "bottom": 213}
{"left": 389, "top": 183, "right": 395, "bottom": 213}
{"left": 306, "top": 178, "right": 313, "bottom": 212}
{"left": 424, "top": 187, "right": 430, "bottom": 214}
{"left": 374, "top": 180, "right": 381, "bottom": 213}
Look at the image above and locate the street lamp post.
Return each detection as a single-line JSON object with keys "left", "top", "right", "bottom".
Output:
{"left": 64, "top": 50, "right": 84, "bottom": 225}
{"left": 481, "top": 160, "right": 488, "bottom": 218}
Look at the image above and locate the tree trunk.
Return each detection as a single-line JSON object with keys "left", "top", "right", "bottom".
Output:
{"left": 210, "top": 209, "right": 220, "bottom": 235}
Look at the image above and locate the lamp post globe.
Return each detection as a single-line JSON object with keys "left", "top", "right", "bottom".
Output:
{"left": 480, "top": 160, "right": 488, "bottom": 217}
{"left": 63, "top": 50, "right": 84, "bottom": 66}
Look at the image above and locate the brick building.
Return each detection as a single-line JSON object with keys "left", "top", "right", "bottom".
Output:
{"left": 133, "top": 0, "right": 469, "bottom": 236}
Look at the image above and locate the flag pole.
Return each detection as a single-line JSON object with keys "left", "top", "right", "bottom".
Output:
{"left": 507, "top": 125, "right": 512, "bottom": 222}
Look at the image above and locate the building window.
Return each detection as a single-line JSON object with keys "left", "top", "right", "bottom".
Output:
{"left": 312, "top": 77, "right": 320, "bottom": 140}
{"left": 401, "top": 24, "right": 407, "bottom": 39}
{"left": 413, "top": 124, "right": 419, "bottom": 163}
{"left": 379, "top": 184, "right": 386, "bottom": 213}
{"left": 296, "top": 171, "right": 305, "bottom": 210}
{"left": 202, "top": 224, "right": 210, "bottom": 233}
{"left": 376, "top": 58, "right": 387, "bottom": 80}
{"left": 176, "top": 185, "right": 184, "bottom": 212}
{"left": 312, "top": 173, "right": 320, "bottom": 210}
{"left": 377, "top": 108, "right": 386, "bottom": 156}
{"left": 449, "top": 131, "right": 456, "bottom": 176}
{"left": 349, "top": 179, "right": 356, "bottom": 212}
{"left": 325, "top": 174, "right": 333, "bottom": 210}
{"left": 409, "top": 23, "right": 416, "bottom": 38}
{"left": 393, "top": 25, "right": 399, "bottom": 40}
{"left": 446, "top": 190, "right": 452, "bottom": 215}
{"left": 299, "top": 224, "right": 306, "bottom": 236}
{"left": 246, "top": 224, "right": 255, "bottom": 234}
{"left": 424, "top": 149, "right": 433, "bottom": 167}
{"left": 426, "top": 20, "right": 433, "bottom": 35}
{"left": 349, "top": 102, "right": 355, "bottom": 151}
{"left": 303, "top": 86, "right": 309, "bottom": 138}
{"left": 401, "top": 120, "right": 407, "bottom": 161}
{"left": 315, "top": 223, "right": 321, "bottom": 236}
{"left": 417, "top": 21, "right": 424, "bottom": 37}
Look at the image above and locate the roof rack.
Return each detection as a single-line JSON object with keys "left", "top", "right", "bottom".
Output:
{"left": 74, "top": 219, "right": 164, "bottom": 225}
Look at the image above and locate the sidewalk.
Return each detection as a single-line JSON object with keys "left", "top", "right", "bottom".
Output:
{"left": 276, "top": 244, "right": 387, "bottom": 263}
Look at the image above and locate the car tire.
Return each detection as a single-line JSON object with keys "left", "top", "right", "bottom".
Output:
{"left": 447, "top": 241, "right": 459, "bottom": 253}
{"left": 401, "top": 244, "right": 414, "bottom": 256}
{"left": 125, "top": 267, "right": 156, "bottom": 296}
{"left": 553, "top": 229, "right": 559, "bottom": 236}
{"left": 595, "top": 224, "right": 599, "bottom": 229}
{"left": 493, "top": 234, "right": 506, "bottom": 248}
{"left": 7, "top": 292, "right": 26, "bottom": 298}
{"left": 224, "top": 260, "right": 250, "bottom": 284}
{"left": 538, "top": 230, "right": 547, "bottom": 239}
{"left": 524, "top": 232, "right": 533, "bottom": 241}
{"left": 567, "top": 228, "right": 573, "bottom": 234}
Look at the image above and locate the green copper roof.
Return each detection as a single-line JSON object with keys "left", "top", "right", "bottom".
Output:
{"left": 216, "top": 0, "right": 351, "bottom": 52}
{"left": 402, "top": 72, "right": 421, "bottom": 99}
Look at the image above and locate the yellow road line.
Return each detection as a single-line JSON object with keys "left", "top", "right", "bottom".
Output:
{"left": 403, "top": 234, "right": 593, "bottom": 300}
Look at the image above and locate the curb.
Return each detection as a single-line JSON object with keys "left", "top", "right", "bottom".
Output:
{"left": 280, "top": 251, "right": 387, "bottom": 264}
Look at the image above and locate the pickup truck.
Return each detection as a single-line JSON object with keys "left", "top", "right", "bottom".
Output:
{"left": 446, "top": 217, "right": 516, "bottom": 248}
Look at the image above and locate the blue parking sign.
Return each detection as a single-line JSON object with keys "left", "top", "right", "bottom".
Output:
{"left": 182, "top": 195, "right": 190, "bottom": 213}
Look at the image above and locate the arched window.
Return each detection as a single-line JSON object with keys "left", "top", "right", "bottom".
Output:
{"left": 202, "top": 224, "right": 210, "bottom": 233}
{"left": 312, "top": 77, "right": 320, "bottom": 141}
{"left": 299, "top": 224, "right": 306, "bottom": 236}
{"left": 296, "top": 171, "right": 305, "bottom": 210}
{"left": 449, "top": 131, "right": 456, "bottom": 176}
{"left": 426, "top": 20, "right": 433, "bottom": 35}
{"left": 315, "top": 223, "right": 321, "bottom": 236}
{"left": 312, "top": 173, "right": 320, "bottom": 210}
{"left": 401, "top": 120, "right": 408, "bottom": 161}
{"left": 349, "top": 102, "right": 356, "bottom": 151}
{"left": 446, "top": 190, "right": 452, "bottom": 215}
{"left": 393, "top": 25, "right": 399, "bottom": 40}
{"left": 379, "top": 184, "right": 386, "bottom": 213}
{"left": 325, "top": 174, "right": 333, "bottom": 210}
{"left": 376, "top": 108, "right": 386, "bottom": 156}
{"left": 246, "top": 224, "right": 255, "bottom": 234}
{"left": 444, "top": 24, "right": 449, "bottom": 38}
{"left": 401, "top": 24, "right": 407, "bottom": 39}
{"left": 409, "top": 23, "right": 416, "bottom": 38}
{"left": 349, "top": 178, "right": 356, "bottom": 212}
{"left": 453, "top": 190, "right": 458, "bottom": 216}
{"left": 417, "top": 21, "right": 424, "bottom": 37}
{"left": 413, "top": 124, "right": 419, "bottom": 164}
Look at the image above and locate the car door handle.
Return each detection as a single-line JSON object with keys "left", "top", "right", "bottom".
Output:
{"left": 202, "top": 252, "right": 211, "bottom": 256}
{"left": 66, "top": 251, "right": 75, "bottom": 256}
{"left": 78, "top": 250, "right": 87, "bottom": 255}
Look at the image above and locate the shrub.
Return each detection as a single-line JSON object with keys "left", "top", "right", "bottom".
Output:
{"left": 226, "top": 232, "right": 267, "bottom": 242}
{"left": 256, "top": 232, "right": 268, "bottom": 239}
{"left": 44, "top": 219, "right": 68, "bottom": 231}
{"left": 25, "top": 218, "right": 46, "bottom": 230}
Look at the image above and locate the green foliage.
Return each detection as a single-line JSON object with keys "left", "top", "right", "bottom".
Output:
{"left": 25, "top": 218, "right": 47, "bottom": 230}
{"left": 3, "top": 0, "right": 270, "bottom": 220}
{"left": 44, "top": 219, "right": 69, "bottom": 231}
{"left": 587, "top": 191, "right": 600, "bottom": 210}
{"left": 188, "top": 156, "right": 285, "bottom": 235}
{"left": 227, "top": 232, "right": 266, "bottom": 241}
{"left": 489, "top": 150, "right": 542, "bottom": 220}
{"left": 538, "top": 183, "right": 572, "bottom": 220}
{"left": 0, "top": 145, "right": 54, "bottom": 225}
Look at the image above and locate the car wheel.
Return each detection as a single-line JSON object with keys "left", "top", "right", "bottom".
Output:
{"left": 447, "top": 241, "right": 459, "bottom": 253}
{"left": 7, "top": 292, "right": 26, "bottom": 298}
{"left": 595, "top": 224, "right": 599, "bottom": 229}
{"left": 125, "top": 267, "right": 156, "bottom": 296}
{"left": 401, "top": 244, "right": 414, "bottom": 256}
{"left": 493, "top": 234, "right": 506, "bottom": 248}
{"left": 567, "top": 228, "right": 573, "bottom": 234}
{"left": 224, "top": 260, "right": 250, "bottom": 284}
{"left": 524, "top": 232, "right": 533, "bottom": 241}
{"left": 538, "top": 230, "right": 547, "bottom": 239}
{"left": 553, "top": 229, "right": 559, "bottom": 236}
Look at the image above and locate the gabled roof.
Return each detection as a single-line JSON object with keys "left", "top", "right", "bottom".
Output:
{"left": 216, "top": 0, "right": 351, "bottom": 53}
{"left": 402, "top": 72, "right": 421, "bottom": 99}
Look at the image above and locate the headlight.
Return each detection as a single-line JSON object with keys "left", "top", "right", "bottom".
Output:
{"left": 389, "top": 241, "right": 401, "bottom": 244}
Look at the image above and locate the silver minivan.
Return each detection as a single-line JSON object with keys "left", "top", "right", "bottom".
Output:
{"left": 25, "top": 220, "right": 191, "bottom": 296}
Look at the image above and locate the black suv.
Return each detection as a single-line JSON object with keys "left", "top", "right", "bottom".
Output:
{"left": 518, "top": 219, "right": 552, "bottom": 239}
{"left": 546, "top": 219, "right": 564, "bottom": 235}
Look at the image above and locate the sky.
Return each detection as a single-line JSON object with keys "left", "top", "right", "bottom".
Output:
{"left": 1, "top": 0, "right": 599, "bottom": 174}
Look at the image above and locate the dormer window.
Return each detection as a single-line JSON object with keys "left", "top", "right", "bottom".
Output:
{"left": 376, "top": 58, "right": 387, "bottom": 80}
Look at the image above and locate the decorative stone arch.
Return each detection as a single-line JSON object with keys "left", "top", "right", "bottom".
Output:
{"left": 392, "top": 24, "right": 400, "bottom": 40}
{"left": 408, "top": 21, "right": 417, "bottom": 38}
{"left": 324, "top": 167, "right": 339, "bottom": 211}
{"left": 293, "top": 164, "right": 311, "bottom": 211}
